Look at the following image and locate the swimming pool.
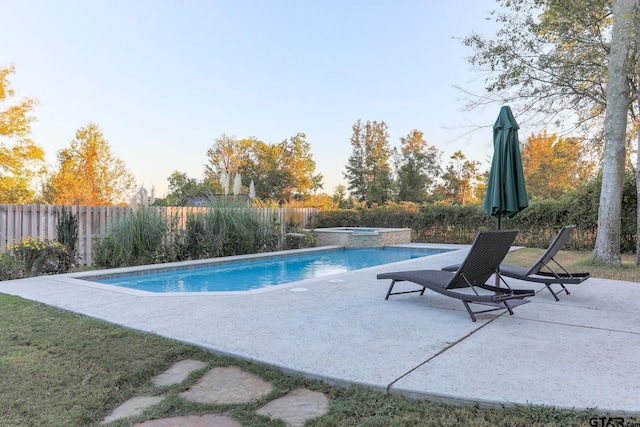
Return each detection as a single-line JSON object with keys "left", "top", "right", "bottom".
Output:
{"left": 82, "top": 247, "right": 450, "bottom": 293}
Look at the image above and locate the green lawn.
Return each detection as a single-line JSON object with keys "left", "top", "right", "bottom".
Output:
{"left": 1, "top": 249, "right": 635, "bottom": 426}
{"left": 503, "top": 248, "right": 639, "bottom": 282}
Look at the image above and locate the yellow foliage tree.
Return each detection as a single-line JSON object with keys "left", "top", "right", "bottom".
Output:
{"left": 205, "top": 134, "right": 254, "bottom": 177}
{"left": 521, "top": 131, "right": 594, "bottom": 200}
{"left": 207, "top": 133, "right": 323, "bottom": 203}
{"left": 43, "top": 123, "right": 136, "bottom": 205}
{"left": 0, "top": 65, "right": 46, "bottom": 203}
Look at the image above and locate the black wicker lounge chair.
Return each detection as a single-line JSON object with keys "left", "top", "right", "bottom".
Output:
{"left": 442, "top": 225, "right": 590, "bottom": 301}
{"left": 377, "top": 230, "right": 535, "bottom": 322}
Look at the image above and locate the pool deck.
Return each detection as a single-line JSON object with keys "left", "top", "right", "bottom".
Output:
{"left": 1, "top": 244, "right": 639, "bottom": 416}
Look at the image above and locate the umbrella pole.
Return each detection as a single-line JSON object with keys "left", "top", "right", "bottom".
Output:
{"left": 496, "top": 214, "right": 502, "bottom": 286}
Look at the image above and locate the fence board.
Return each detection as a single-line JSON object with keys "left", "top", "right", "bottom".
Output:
{"left": 0, "top": 206, "right": 6, "bottom": 250}
{"left": 0, "top": 204, "right": 318, "bottom": 266}
{"left": 6, "top": 206, "right": 15, "bottom": 249}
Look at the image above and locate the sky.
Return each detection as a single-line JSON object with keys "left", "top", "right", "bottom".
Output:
{"left": 2, "top": 0, "right": 504, "bottom": 199}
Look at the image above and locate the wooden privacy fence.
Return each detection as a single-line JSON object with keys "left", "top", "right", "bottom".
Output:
{"left": 0, "top": 205, "right": 319, "bottom": 266}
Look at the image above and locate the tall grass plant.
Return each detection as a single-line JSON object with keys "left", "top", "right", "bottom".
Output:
{"left": 184, "top": 205, "right": 280, "bottom": 259}
{"left": 55, "top": 206, "right": 80, "bottom": 270}
{"left": 93, "top": 204, "right": 282, "bottom": 268}
{"left": 93, "top": 208, "right": 167, "bottom": 268}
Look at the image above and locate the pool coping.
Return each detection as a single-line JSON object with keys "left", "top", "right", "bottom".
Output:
{"left": 62, "top": 244, "right": 465, "bottom": 297}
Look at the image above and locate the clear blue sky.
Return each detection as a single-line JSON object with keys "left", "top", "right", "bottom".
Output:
{"left": 2, "top": 0, "right": 503, "bottom": 199}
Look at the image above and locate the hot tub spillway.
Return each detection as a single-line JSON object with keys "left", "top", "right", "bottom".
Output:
{"left": 312, "top": 227, "right": 411, "bottom": 248}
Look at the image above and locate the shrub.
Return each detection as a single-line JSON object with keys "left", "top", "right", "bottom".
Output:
{"left": 314, "top": 177, "right": 637, "bottom": 253}
{"left": 92, "top": 234, "right": 130, "bottom": 268}
{"left": 92, "top": 208, "right": 167, "bottom": 268}
{"left": 56, "top": 206, "right": 81, "bottom": 269}
{"left": 154, "top": 213, "right": 188, "bottom": 263}
{"left": 183, "top": 207, "right": 281, "bottom": 259}
{"left": 0, "top": 252, "right": 25, "bottom": 281}
{"left": 183, "top": 212, "right": 224, "bottom": 259}
{"left": 7, "top": 238, "right": 74, "bottom": 276}
{"left": 284, "top": 230, "right": 316, "bottom": 249}
{"left": 413, "top": 204, "right": 492, "bottom": 243}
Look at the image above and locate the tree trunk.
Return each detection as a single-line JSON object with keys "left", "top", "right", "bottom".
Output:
{"left": 637, "top": 131, "right": 640, "bottom": 266}
{"left": 593, "top": 0, "right": 636, "bottom": 265}
{"left": 637, "top": 12, "right": 640, "bottom": 267}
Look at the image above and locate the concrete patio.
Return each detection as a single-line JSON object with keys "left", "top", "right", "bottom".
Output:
{"left": 0, "top": 244, "right": 638, "bottom": 416}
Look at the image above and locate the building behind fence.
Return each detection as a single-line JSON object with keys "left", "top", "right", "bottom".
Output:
{"left": 0, "top": 205, "right": 319, "bottom": 266}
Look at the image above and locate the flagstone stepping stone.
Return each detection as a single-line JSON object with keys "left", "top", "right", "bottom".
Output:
{"left": 101, "top": 396, "right": 164, "bottom": 424}
{"left": 256, "top": 388, "right": 329, "bottom": 426}
{"left": 180, "top": 366, "right": 273, "bottom": 404}
{"left": 152, "top": 359, "right": 207, "bottom": 387}
{"left": 135, "top": 414, "right": 242, "bottom": 427}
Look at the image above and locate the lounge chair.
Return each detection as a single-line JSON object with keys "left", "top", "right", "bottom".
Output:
{"left": 442, "top": 225, "right": 590, "bottom": 301}
{"left": 377, "top": 230, "right": 535, "bottom": 322}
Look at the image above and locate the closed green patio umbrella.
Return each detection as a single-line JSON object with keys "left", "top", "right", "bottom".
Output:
{"left": 483, "top": 106, "right": 528, "bottom": 229}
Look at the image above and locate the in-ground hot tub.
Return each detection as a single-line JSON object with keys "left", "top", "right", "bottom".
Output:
{"left": 313, "top": 227, "right": 411, "bottom": 248}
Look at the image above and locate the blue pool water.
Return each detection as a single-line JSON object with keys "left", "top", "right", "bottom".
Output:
{"left": 88, "top": 247, "right": 450, "bottom": 293}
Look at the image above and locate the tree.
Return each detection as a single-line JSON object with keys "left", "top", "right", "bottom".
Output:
{"left": 343, "top": 120, "right": 394, "bottom": 205}
{"left": 0, "top": 65, "right": 46, "bottom": 203}
{"left": 282, "top": 193, "right": 337, "bottom": 210}
{"left": 343, "top": 122, "right": 367, "bottom": 202}
{"left": 463, "top": 0, "right": 640, "bottom": 263}
{"left": 205, "top": 133, "right": 322, "bottom": 203}
{"left": 278, "top": 133, "right": 323, "bottom": 200}
{"left": 593, "top": 0, "right": 636, "bottom": 265}
{"left": 435, "top": 151, "right": 481, "bottom": 204}
{"left": 462, "top": 0, "right": 613, "bottom": 133}
{"left": 166, "top": 171, "right": 198, "bottom": 204}
{"left": 521, "top": 131, "right": 594, "bottom": 200}
{"left": 635, "top": 6, "right": 640, "bottom": 265}
{"left": 244, "top": 139, "right": 285, "bottom": 201}
{"left": 43, "top": 123, "right": 136, "bottom": 205}
{"left": 152, "top": 172, "right": 220, "bottom": 206}
{"left": 332, "top": 184, "right": 350, "bottom": 209}
{"left": 204, "top": 134, "right": 254, "bottom": 182}
{"left": 394, "top": 129, "right": 442, "bottom": 203}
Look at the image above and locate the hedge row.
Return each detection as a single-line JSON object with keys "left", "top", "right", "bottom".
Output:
{"left": 312, "top": 198, "right": 636, "bottom": 253}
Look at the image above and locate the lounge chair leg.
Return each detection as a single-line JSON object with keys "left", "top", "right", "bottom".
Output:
{"left": 547, "top": 284, "right": 560, "bottom": 301}
{"left": 385, "top": 281, "right": 396, "bottom": 300}
{"left": 545, "top": 283, "right": 569, "bottom": 301}
{"left": 384, "top": 280, "right": 428, "bottom": 299}
{"left": 503, "top": 300, "right": 515, "bottom": 315}
{"left": 462, "top": 301, "right": 477, "bottom": 322}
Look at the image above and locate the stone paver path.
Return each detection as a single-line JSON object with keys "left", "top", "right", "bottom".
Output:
{"left": 101, "top": 360, "right": 330, "bottom": 426}
{"left": 180, "top": 366, "right": 273, "bottom": 404}
{"left": 152, "top": 359, "right": 207, "bottom": 387}
{"left": 256, "top": 388, "right": 330, "bottom": 427}
{"left": 101, "top": 396, "right": 164, "bottom": 425}
{"left": 136, "top": 414, "right": 242, "bottom": 427}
